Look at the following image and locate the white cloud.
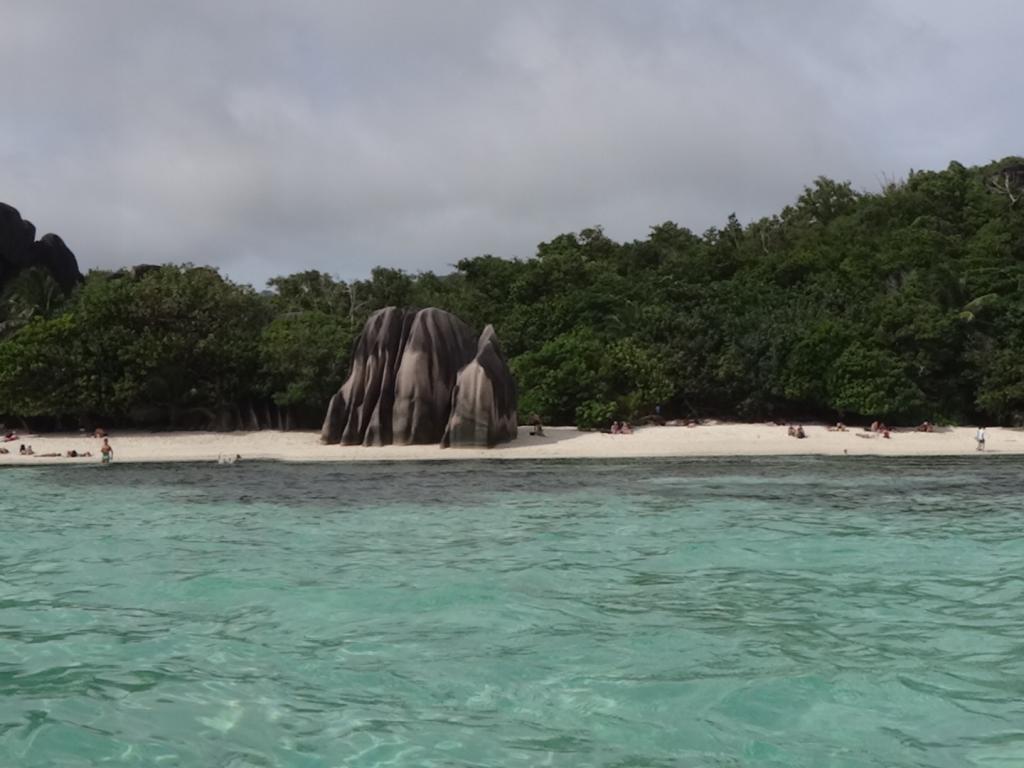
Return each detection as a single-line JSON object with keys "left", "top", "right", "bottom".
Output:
{"left": 0, "top": 0, "right": 1021, "bottom": 288}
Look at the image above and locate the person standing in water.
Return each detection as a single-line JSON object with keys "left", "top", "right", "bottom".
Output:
{"left": 100, "top": 438, "right": 113, "bottom": 464}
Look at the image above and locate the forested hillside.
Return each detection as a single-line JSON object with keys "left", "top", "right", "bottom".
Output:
{"left": 2, "top": 157, "right": 1023, "bottom": 430}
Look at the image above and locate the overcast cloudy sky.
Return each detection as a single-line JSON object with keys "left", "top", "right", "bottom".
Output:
{"left": 1, "top": 1, "right": 1021, "bottom": 288}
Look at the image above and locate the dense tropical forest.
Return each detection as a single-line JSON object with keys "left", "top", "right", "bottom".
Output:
{"left": 1, "top": 157, "right": 1023, "bottom": 431}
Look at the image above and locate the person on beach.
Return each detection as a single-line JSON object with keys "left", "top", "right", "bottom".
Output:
{"left": 528, "top": 413, "right": 545, "bottom": 437}
{"left": 795, "top": 425, "right": 806, "bottom": 439}
{"left": 100, "top": 438, "right": 113, "bottom": 464}
{"left": 975, "top": 427, "right": 986, "bottom": 451}
{"left": 621, "top": 422, "right": 633, "bottom": 435}
{"left": 611, "top": 421, "right": 622, "bottom": 434}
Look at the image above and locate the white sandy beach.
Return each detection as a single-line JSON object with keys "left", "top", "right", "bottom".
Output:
{"left": 0, "top": 424, "right": 1018, "bottom": 465}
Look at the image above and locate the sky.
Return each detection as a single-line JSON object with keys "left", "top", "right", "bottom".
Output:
{"left": 1, "top": 1, "right": 1021, "bottom": 289}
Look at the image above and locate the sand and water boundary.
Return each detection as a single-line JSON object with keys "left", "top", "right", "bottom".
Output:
{"left": 0, "top": 424, "right": 1018, "bottom": 465}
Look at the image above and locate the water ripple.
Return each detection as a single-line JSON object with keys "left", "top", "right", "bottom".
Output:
{"left": 2, "top": 457, "right": 1024, "bottom": 765}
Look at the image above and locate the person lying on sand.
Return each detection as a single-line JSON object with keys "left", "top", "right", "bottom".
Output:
{"left": 916, "top": 421, "right": 934, "bottom": 432}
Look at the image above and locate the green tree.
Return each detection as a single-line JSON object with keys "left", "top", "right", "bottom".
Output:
{"left": 0, "top": 314, "right": 85, "bottom": 420}
{"left": 260, "top": 310, "right": 352, "bottom": 424}
{"left": 826, "top": 344, "right": 926, "bottom": 420}
{"left": 72, "top": 266, "right": 266, "bottom": 424}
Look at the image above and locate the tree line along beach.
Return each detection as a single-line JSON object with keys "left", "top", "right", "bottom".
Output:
{"left": 2, "top": 158, "right": 1024, "bottom": 448}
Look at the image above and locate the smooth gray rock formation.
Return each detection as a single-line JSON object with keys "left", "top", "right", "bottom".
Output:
{"left": 442, "top": 325, "right": 518, "bottom": 448}
{"left": 392, "top": 308, "right": 477, "bottom": 444}
{"left": 321, "top": 307, "right": 517, "bottom": 448}
{"left": 321, "top": 307, "right": 412, "bottom": 446}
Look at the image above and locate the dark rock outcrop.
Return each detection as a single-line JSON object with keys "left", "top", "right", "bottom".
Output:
{"left": 321, "top": 307, "right": 517, "bottom": 448}
{"left": 0, "top": 203, "right": 36, "bottom": 269}
{"left": 31, "top": 234, "right": 82, "bottom": 292}
{"left": 0, "top": 202, "right": 83, "bottom": 293}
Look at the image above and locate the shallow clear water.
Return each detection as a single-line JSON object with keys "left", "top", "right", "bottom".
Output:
{"left": 2, "top": 457, "right": 1023, "bottom": 767}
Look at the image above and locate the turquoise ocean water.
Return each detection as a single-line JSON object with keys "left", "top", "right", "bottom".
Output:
{"left": 1, "top": 457, "right": 1023, "bottom": 766}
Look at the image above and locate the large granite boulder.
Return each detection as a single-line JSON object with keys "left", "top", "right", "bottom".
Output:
{"left": 0, "top": 202, "right": 83, "bottom": 293}
{"left": 321, "top": 307, "right": 412, "bottom": 446}
{"left": 442, "top": 325, "right": 518, "bottom": 448}
{"left": 392, "top": 308, "right": 477, "bottom": 444}
{"left": 321, "top": 307, "right": 517, "bottom": 448}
